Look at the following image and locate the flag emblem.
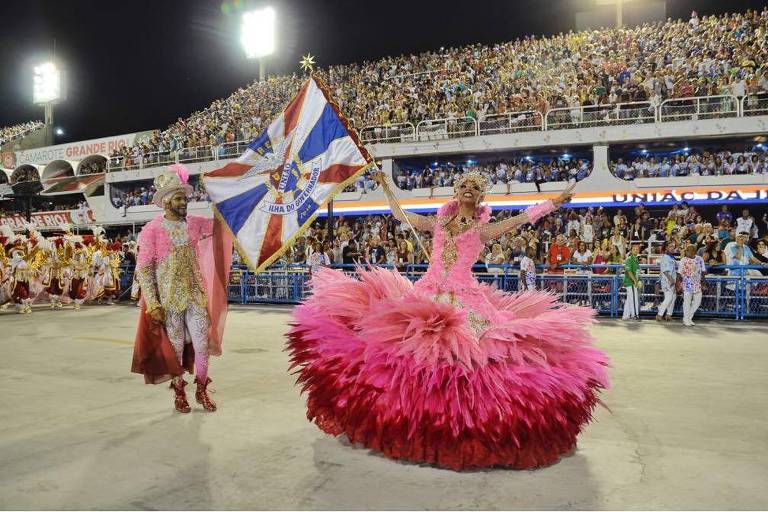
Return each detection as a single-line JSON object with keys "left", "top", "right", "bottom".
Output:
{"left": 204, "top": 76, "right": 374, "bottom": 272}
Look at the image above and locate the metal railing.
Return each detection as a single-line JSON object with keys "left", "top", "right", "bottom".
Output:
{"left": 545, "top": 101, "right": 657, "bottom": 130}
{"left": 122, "top": 262, "right": 766, "bottom": 320}
{"left": 104, "top": 95, "right": 768, "bottom": 168}
{"left": 108, "top": 150, "right": 175, "bottom": 171}
{"left": 416, "top": 116, "right": 478, "bottom": 141}
{"left": 359, "top": 123, "right": 416, "bottom": 144}
{"left": 178, "top": 144, "right": 219, "bottom": 164}
{"left": 659, "top": 95, "right": 739, "bottom": 122}
{"left": 478, "top": 111, "right": 543, "bottom": 135}
{"left": 742, "top": 93, "right": 768, "bottom": 117}
{"left": 218, "top": 140, "right": 252, "bottom": 159}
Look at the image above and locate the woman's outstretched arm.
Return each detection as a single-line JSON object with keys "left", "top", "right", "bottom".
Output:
{"left": 479, "top": 182, "right": 575, "bottom": 242}
{"left": 374, "top": 172, "right": 435, "bottom": 232}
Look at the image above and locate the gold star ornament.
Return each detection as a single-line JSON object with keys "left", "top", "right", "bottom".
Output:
{"left": 300, "top": 53, "right": 316, "bottom": 72}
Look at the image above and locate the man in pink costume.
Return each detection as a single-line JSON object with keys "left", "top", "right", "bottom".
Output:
{"left": 131, "top": 164, "right": 232, "bottom": 413}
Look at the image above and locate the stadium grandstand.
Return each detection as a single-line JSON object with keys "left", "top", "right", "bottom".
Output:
{"left": 0, "top": 120, "right": 43, "bottom": 148}
{"left": 5, "top": 2, "right": 768, "bottom": 509}
{"left": 1, "top": 6, "right": 768, "bottom": 320}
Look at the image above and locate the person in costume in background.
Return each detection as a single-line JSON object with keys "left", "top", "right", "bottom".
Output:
{"left": 68, "top": 238, "right": 90, "bottom": 310}
{"left": 25, "top": 226, "right": 48, "bottom": 301}
{"left": 131, "top": 164, "right": 231, "bottom": 413}
{"left": 100, "top": 241, "right": 123, "bottom": 304}
{"left": 288, "top": 172, "right": 609, "bottom": 471}
{"left": 43, "top": 237, "right": 68, "bottom": 309}
{"left": 0, "top": 225, "right": 15, "bottom": 307}
{"left": 9, "top": 242, "right": 34, "bottom": 314}
{"left": 90, "top": 227, "right": 111, "bottom": 303}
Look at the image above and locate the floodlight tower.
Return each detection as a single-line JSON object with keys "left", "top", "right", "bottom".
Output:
{"left": 595, "top": 0, "right": 634, "bottom": 28}
{"left": 33, "top": 62, "right": 65, "bottom": 145}
{"left": 241, "top": 7, "right": 276, "bottom": 81}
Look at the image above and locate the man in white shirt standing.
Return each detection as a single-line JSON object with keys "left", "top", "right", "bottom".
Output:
{"left": 735, "top": 209, "right": 755, "bottom": 240}
{"left": 656, "top": 241, "right": 677, "bottom": 321}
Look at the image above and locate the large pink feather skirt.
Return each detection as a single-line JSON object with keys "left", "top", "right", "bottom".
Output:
{"left": 287, "top": 202, "right": 610, "bottom": 470}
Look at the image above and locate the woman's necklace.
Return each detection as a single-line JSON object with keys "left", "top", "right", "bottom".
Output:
{"left": 447, "top": 214, "right": 475, "bottom": 236}
{"left": 457, "top": 215, "right": 473, "bottom": 227}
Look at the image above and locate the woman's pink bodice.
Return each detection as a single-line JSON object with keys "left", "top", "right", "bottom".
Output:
{"left": 417, "top": 221, "right": 484, "bottom": 296}
{"left": 414, "top": 200, "right": 555, "bottom": 319}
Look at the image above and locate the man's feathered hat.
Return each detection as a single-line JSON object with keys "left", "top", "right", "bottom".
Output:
{"left": 153, "top": 163, "right": 193, "bottom": 208}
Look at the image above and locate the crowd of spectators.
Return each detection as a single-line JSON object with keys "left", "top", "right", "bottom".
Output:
{"left": 397, "top": 156, "right": 592, "bottom": 190}
{"left": 10, "top": 167, "right": 40, "bottom": 184}
{"left": 78, "top": 160, "right": 107, "bottom": 176}
{"left": 272, "top": 203, "right": 768, "bottom": 277}
{"left": 108, "top": 8, "right": 768, "bottom": 170}
{"left": 0, "top": 198, "right": 90, "bottom": 217}
{"left": 0, "top": 121, "right": 44, "bottom": 147}
{"left": 111, "top": 179, "right": 209, "bottom": 208}
{"left": 611, "top": 147, "right": 767, "bottom": 179}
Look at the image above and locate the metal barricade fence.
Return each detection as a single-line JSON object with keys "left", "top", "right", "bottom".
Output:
{"left": 140, "top": 150, "right": 175, "bottom": 169}
{"left": 743, "top": 273, "right": 768, "bottom": 319}
{"left": 545, "top": 102, "right": 655, "bottom": 130}
{"left": 219, "top": 140, "right": 252, "bottom": 159}
{"left": 742, "top": 93, "right": 768, "bottom": 117}
{"left": 659, "top": 95, "right": 739, "bottom": 122}
{"left": 118, "top": 263, "right": 768, "bottom": 319}
{"left": 178, "top": 144, "right": 218, "bottom": 164}
{"left": 359, "top": 123, "right": 416, "bottom": 144}
{"left": 416, "top": 117, "right": 478, "bottom": 141}
{"left": 478, "top": 112, "right": 542, "bottom": 135}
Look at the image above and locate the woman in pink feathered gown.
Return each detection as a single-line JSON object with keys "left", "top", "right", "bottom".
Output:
{"left": 287, "top": 172, "right": 609, "bottom": 470}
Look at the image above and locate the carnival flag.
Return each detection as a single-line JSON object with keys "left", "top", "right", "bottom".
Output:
{"left": 203, "top": 76, "right": 375, "bottom": 272}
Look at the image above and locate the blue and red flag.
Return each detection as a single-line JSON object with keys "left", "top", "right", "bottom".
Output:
{"left": 204, "top": 76, "right": 374, "bottom": 272}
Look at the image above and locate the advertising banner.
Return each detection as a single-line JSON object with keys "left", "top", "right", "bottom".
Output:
{"left": 0, "top": 208, "right": 95, "bottom": 231}
{"left": 13, "top": 130, "right": 156, "bottom": 166}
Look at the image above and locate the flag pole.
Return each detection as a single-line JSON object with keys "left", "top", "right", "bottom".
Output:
{"left": 301, "top": 56, "right": 429, "bottom": 264}
{"left": 327, "top": 199, "right": 334, "bottom": 242}
{"left": 378, "top": 172, "right": 432, "bottom": 264}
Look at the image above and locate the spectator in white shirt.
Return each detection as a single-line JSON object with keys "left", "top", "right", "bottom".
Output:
{"left": 581, "top": 216, "right": 594, "bottom": 244}
{"left": 735, "top": 209, "right": 755, "bottom": 239}
{"left": 571, "top": 241, "right": 593, "bottom": 268}
{"left": 307, "top": 241, "right": 330, "bottom": 274}
{"left": 656, "top": 241, "right": 678, "bottom": 321}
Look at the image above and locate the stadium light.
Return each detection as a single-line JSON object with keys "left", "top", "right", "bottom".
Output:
{"left": 683, "top": 147, "right": 690, "bottom": 152}
{"left": 241, "top": 7, "right": 275, "bottom": 81}
{"left": 595, "top": 0, "right": 634, "bottom": 28}
{"left": 55, "top": 127, "right": 64, "bottom": 136}
{"left": 33, "top": 61, "right": 65, "bottom": 146}
{"left": 33, "top": 62, "right": 62, "bottom": 104}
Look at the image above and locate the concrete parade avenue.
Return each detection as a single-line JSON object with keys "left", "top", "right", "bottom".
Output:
{"left": 0, "top": 304, "right": 767, "bottom": 510}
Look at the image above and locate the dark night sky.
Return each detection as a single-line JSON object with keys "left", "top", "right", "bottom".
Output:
{"left": 1, "top": 0, "right": 765, "bottom": 143}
